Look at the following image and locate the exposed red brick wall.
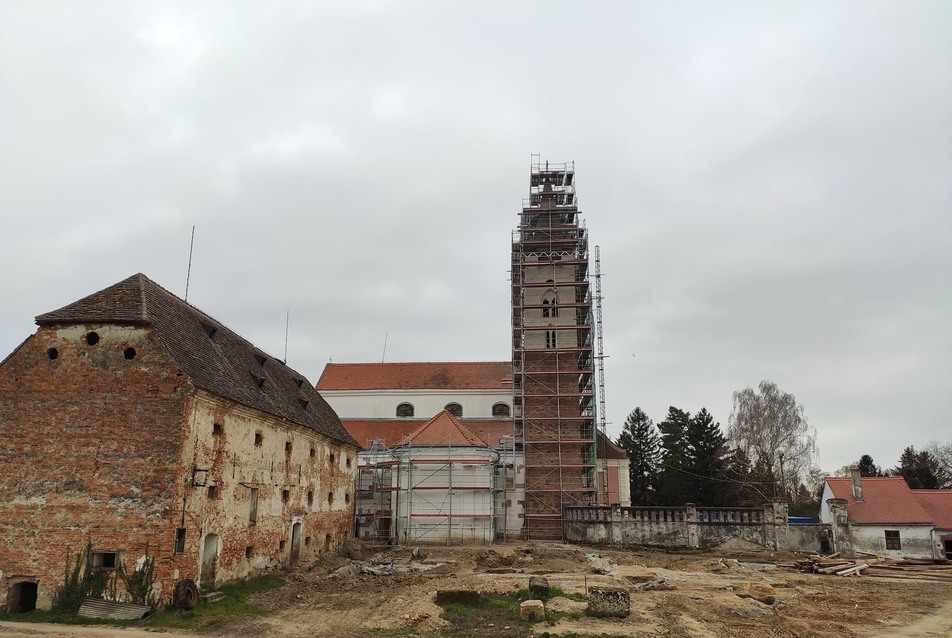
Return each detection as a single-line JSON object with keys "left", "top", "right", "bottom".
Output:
{"left": 0, "top": 324, "right": 358, "bottom": 609}
{"left": 0, "top": 324, "right": 190, "bottom": 608}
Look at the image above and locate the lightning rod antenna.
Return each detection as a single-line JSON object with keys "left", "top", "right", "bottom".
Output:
{"left": 284, "top": 310, "right": 290, "bottom": 363}
{"left": 381, "top": 332, "right": 388, "bottom": 363}
{"left": 185, "top": 225, "right": 196, "bottom": 302}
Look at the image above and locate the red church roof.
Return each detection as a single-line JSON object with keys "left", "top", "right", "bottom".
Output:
{"left": 316, "top": 362, "right": 512, "bottom": 391}
{"left": 826, "top": 476, "right": 933, "bottom": 525}
{"left": 342, "top": 419, "right": 513, "bottom": 451}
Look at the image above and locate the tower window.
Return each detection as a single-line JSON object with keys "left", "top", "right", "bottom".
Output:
{"left": 445, "top": 403, "right": 463, "bottom": 418}
{"left": 396, "top": 403, "right": 414, "bottom": 417}
{"left": 546, "top": 330, "right": 557, "bottom": 349}
{"left": 542, "top": 300, "right": 550, "bottom": 318}
{"left": 492, "top": 403, "right": 511, "bottom": 418}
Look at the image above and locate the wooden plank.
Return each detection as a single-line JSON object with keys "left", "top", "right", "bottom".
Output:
{"left": 78, "top": 597, "right": 152, "bottom": 620}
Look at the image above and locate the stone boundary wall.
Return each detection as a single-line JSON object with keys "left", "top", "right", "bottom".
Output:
{"left": 564, "top": 501, "right": 831, "bottom": 554}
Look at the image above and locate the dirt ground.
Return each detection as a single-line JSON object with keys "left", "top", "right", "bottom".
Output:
{"left": 2, "top": 540, "right": 950, "bottom": 638}
{"left": 225, "top": 540, "right": 952, "bottom": 638}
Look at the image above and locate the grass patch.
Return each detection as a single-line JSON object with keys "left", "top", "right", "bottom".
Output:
{"left": 0, "top": 575, "right": 286, "bottom": 633}
{"left": 144, "top": 575, "right": 286, "bottom": 631}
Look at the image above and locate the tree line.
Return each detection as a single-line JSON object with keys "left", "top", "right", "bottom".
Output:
{"left": 848, "top": 443, "right": 951, "bottom": 490}
{"left": 615, "top": 380, "right": 820, "bottom": 514}
{"left": 615, "top": 380, "right": 951, "bottom": 514}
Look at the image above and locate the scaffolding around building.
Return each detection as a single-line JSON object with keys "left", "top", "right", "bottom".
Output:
{"left": 354, "top": 433, "right": 510, "bottom": 545}
{"left": 511, "top": 156, "right": 599, "bottom": 540}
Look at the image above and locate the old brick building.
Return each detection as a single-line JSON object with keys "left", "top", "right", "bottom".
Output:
{"left": 0, "top": 273, "right": 359, "bottom": 611}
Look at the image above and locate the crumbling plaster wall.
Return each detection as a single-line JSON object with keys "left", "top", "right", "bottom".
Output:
{"left": 180, "top": 391, "right": 358, "bottom": 586}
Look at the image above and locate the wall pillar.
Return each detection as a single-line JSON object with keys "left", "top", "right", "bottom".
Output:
{"left": 685, "top": 503, "right": 699, "bottom": 548}
{"left": 771, "top": 499, "right": 788, "bottom": 550}
{"left": 827, "top": 498, "right": 853, "bottom": 557}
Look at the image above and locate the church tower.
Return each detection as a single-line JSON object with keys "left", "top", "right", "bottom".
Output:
{"left": 511, "top": 157, "right": 598, "bottom": 540}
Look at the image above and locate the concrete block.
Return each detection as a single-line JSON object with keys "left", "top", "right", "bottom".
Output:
{"left": 520, "top": 599, "right": 545, "bottom": 621}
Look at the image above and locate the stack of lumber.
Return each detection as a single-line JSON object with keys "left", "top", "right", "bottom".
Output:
{"left": 792, "top": 553, "right": 952, "bottom": 582}
{"left": 793, "top": 554, "right": 868, "bottom": 576}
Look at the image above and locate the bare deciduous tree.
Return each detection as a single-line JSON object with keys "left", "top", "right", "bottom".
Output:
{"left": 727, "top": 380, "right": 818, "bottom": 500}
{"left": 925, "top": 439, "right": 952, "bottom": 489}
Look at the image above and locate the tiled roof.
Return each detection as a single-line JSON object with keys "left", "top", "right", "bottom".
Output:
{"left": 316, "top": 361, "right": 512, "bottom": 390}
{"left": 912, "top": 490, "right": 952, "bottom": 530}
{"left": 402, "top": 410, "right": 488, "bottom": 447}
{"left": 826, "top": 476, "right": 933, "bottom": 525}
{"left": 343, "top": 419, "right": 513, "bottom": 451}
{"left": 36, "top": 273, "right": 357, "bottom": 448}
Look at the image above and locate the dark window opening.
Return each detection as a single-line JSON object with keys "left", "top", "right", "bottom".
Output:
{"left": 396, "top": 402, "right": 414, "bottom": 417}
{"left": 307, "top": 490, "right": 314, "bottom": 506}
{"left": 213, "top": 423, "right": 223, "bottom": 436}
{"left": 309, "top": 445, "right": 316, "bottom": 459}
{"left": 546, "top": 330, "right": 557, "bottom": 349}
{"left": 254, "top": 432, "right": 263, "bottom": 446}
{"left": 330, "top": 452, "right": 335, "bottom": 464}
{"left": 201, "top": 322, "right": 218, "bottom": 338}
{"left": 249, "top": 488, "right": 259, "bottom": 524}
{"left": 346, "top": 457, "right": 352, "bottom": 469}
{"left": 47, "top": 347, "right": 58, "bottom": 360}
{"left": 285, "top": 441, "right": 292, "bottom": 454}
{"left": 304, "top": 536, "right": 311, "bottom": 546}
{"left": 92, "top": 551, "right": 117, "bottom": 569}
{"left": 885, "top": 530, "right": 901, "bottom": 550}
{"left": 86, "top": 332, "right": 100, "bottom": 346}
{"left": 325, "top": 533, "right": 332, "bottom": 547}
{"left": 445, "top": 403, "right": 463, "bottom": 418}
{"left": 174, "top": 528, "right": 186, "bottom": 554}
{"left": 492, "top": 403, "right": 511, "bottom": 417}
{"left": 293, "top": 378, "right": 304, "bottom": 388}
{"left": 208, "top": 485, "right": 218, "bottom": 500}
{"left": 254, "top": 354, "right": 267, "bottom": 366}
{"left": 327, "top": 492, "right": 334, "bottom": 505}
{"left": 282, "top": 489, "right": 290, "bottom": 502}
{"left": 123, "top": 347, "right": 136, "bottom": 360}
{"left": 298, "top": 399, "right": 309, "bottom": 410}
{"left": 345, "top": 493, "right": 350, "bottom": 504}
{"left": 279, "top": 540, "right": 286, "bottom": 551}
{"left": 245, "top": 546, "right": 253, "bottom": 558}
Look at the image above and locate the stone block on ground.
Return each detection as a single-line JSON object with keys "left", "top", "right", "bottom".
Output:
{"left": 587, "top": 586, "right": 630, "bottom": 618}
{"left": 529, "top": 575, "right": 550, "bottom": 599}
{"left": 520, "top": 599, "right": 545, "bottom": 621}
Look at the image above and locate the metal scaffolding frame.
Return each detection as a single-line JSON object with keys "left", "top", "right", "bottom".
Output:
{"left": 511, "top": 156, "right": 598, "bottom": 540}
{"left": 354, "top": 435, "right": 499, "bottom": 545}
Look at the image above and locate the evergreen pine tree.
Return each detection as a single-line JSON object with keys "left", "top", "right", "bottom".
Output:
{"left": 615, "top": 407, "right": 661, "bottom": 505}
{"left": 686, "top": 408, "right": 727, "bottom": 506}
{"left": 656, "top": 407, "right": 691, "bottom": 505}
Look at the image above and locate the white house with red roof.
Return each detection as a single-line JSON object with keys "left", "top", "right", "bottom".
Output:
{"left": 819, "top": 468, "right": 952, "bottom": 559}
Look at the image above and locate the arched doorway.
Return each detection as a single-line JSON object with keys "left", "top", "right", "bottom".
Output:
{"left": 201, "top": 534, "right": 219, "bottom": 589}
{"left": 290, "top": 522, "right": 302, "bottom": 566}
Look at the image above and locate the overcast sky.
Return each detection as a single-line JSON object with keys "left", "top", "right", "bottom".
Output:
{"left": 1, "top": 1, "right": 949, "bottom": 474}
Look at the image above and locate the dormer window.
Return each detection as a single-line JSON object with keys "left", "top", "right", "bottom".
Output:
{"left": 445, "top": 403, "right": 462, "bottom": 418}
{"left": 396, "top": 403, "right": 414, "bottom": 418}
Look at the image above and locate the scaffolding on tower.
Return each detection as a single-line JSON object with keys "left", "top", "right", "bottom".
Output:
{"left": 511, "top": 155, "right": 597, "bottom": 540}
